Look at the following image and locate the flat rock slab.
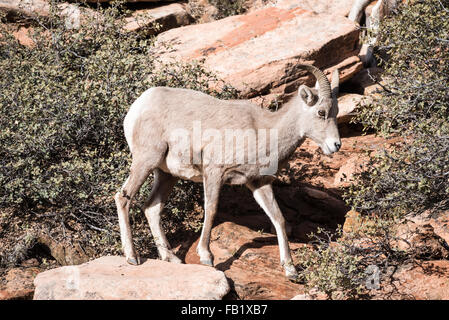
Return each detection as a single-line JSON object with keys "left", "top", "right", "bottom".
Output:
{"left": 33, "top": 256, "right": 230, "bottom": 300}
{"left": 156, "top": 5, "right": 362, "bottom": 103}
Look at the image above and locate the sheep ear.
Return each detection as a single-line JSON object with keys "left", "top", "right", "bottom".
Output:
{"left": 314, "top": 80, "right": 320, "bottom": 91}
{"left": 299, "top": 86, "right": 316, "bottom": 106}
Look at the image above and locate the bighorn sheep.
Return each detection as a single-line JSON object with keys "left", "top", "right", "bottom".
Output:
{"left": 349, "top": 0, "right": 403, "bottom": 66}
{"left": 114, "top": 64, "right": 341, "bottom": 279}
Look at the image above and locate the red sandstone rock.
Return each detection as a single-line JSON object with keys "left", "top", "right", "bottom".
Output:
{"left": 185, "top": 222, "right": 305, "bottom": 300}
{"left": 337, "top": 93, "right": 372, "bottom": 124}
{"left": 333, "top": 153, "right": 369, "bottom": 188}
{"left": 0, "top": 0, "right": 190, "bottom": 35}
{"left": 0, "top": 267, "right": 40, "bottom": 300}
{"left": 156, "top": 5, "right": 362, "bottom": 103}
{"left": 0, "top": 0, "right": 98, "bottom": 29}
{"left": 409, "top": 210, "right": 449, "bottom": 245}
{"left": 272, "top": 0, "right": 355, "bottom": 17}
{"left": 394, "top": 221, "right": 449, "bottom": 260}
{"left": 389, "top": 260, "right": 449, "bottom": 300}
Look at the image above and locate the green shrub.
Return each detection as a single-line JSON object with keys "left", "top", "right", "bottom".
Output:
{"left": 209, "top": 0, "right": 248, "bottom": 19}
{"left": 0, "top": 0, "right": 237, "bottom": 265}
{"left": 295, "top": 227, "right": 366, "bottom": 300}
{"left": 346, "top": 0, "right": 449, "bottom": 216}
{"left": 188, "top": 0, "right": 276, "bottom": 21}
{"left": 297, "top": 0, "right": 448, "bottom": 299}
{"left": 295, "top": 217, "right": 408, "bottom": 299}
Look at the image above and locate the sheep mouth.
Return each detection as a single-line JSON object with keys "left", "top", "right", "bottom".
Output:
{"left": 320, "top": 142, "right": 338, "bottom": 155}
{"left": 321, "top": 145, "right": 333, "bottom": 155}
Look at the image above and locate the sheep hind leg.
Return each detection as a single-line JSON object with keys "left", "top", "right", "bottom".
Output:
{"left": 115, "top": 145, "right": 167, "bottom": 266}
{"left": 143, "top": 168, "right": 181, "bottom": 263}
{"left": 115, "top": 161, "right": 154, "bottom": 266}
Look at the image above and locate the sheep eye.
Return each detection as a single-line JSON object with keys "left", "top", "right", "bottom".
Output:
{"left": 318, "top": 110, "right": 326, "bottom": 118}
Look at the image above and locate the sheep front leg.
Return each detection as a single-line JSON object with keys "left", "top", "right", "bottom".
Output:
{"left": 247, "top": 181, "right": 298, "bottom": 280}
{"left": 197, "top": 174, "right": 222, "bottom": 266}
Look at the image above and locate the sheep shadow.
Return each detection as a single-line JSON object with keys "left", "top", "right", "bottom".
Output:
{"left": 171, "top": 180, "right": 349, "bottom": 264}
{"left": 214, "top": 235, "right": 279, "bottom": 272}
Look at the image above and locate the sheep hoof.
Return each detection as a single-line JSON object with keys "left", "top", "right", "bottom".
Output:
{"left": 127, "top": 257, "right": 139, "bottom": 266}
{"left": 284, "top": 264, "right": 298, "bottom": 281}
{"left": 169, "top": 255, "right": 183, "bottom": 264}
{"left": 200, "top": 259, "right": 214, "bottom": 267}
{"left": 286, "top": 272, "right": 299, "bottom": 282}
{"left": 163, "top": 253, "right": 182, "bottom": 264}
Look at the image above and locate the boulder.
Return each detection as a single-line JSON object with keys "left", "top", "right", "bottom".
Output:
{"left": 394, "top": 221, "right": 449, "bottom": 260}
{"left": 0, "top": 0, "right": 98, "bottom": 29}
{"left": 33, "top": 256, "right": 230, "bottom": 300}
{"left": 333, "top": 153, "right": 369, "bottom": 187}
{"left": 185, "top": 221, "right": 305, "bottom": 300}
{"left": 0, "top": 0, "right": 49, "bottom": 17}
{"left": 0, "top": 267, "right": 40, "bottom": 300}
{"left": 124, "top": 3, "right": 193, "bottom": 35}
{"left": 390, "top": 260, "right": 449, "bottom": 300}
{"left": 156, "top": 5, "right": 362, "bottom": 104}
{"left": 37, "top": 234, "right": 92, "bottom": 266}
{"left": 337, "top": 93, "right": 372, "bottom": 124}
{"left": 409, "top": 210, "right": 449, "bottom": 245}
{"left": 1, "top": 0, "right": 189, "bottom": 35}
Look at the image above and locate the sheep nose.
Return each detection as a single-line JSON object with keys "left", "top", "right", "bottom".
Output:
{"left": 334, "top": 142, "right": 341, "bottom": 151}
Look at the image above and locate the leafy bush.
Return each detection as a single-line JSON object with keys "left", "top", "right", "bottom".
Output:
{"left": 188, "top": 0, "right": 272, "bottom": 21}
{"left": 295, "top": 217, "right": 409, "bottom": 299}
{"left": 295, "top": 227, "right": 366, "bottom": 300}
{"left": 297, "top": 0, "right": 448, "bottom": 299}
{"left": 0, "top": 1, "right": 237, "bottom": 265}
{"left": 209, "top": 0, "right": 248, "bottom": 19}
{"left": 346, "top": 0, "right": 449, "bottom": 216}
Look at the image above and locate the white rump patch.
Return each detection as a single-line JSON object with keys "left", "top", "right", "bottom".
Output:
{"left": 123, "top": 88, "right": 155, "bottom": 152}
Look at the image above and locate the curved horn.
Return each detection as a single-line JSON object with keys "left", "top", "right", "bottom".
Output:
{"left": 297, "top": 64, "right": 331, "bottom": 98}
